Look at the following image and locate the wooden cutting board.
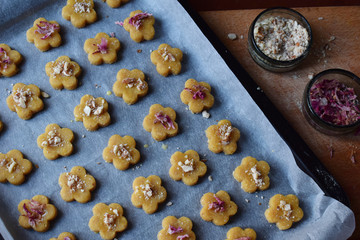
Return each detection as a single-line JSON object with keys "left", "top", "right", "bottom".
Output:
{"left": 200, "top": 6, "right": 360, "bottom": 239}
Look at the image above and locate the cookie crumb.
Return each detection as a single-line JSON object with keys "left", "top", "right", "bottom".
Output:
{"left": 106, "top": 91, "right": 112, "bottom": 96}
{"left": 261, "top": 196, "right": 264, "bottom": 199}
{"left": 166, "top": 201, "right": 173, "bottom": 206}
{"left": 208, "top": 175, "right": 213, "bottom": 181}
{"left": 96, "top": 162, "right": 101, "bottom": 165}
{"left": 308, "top": 74, "right": 314, "bottom": 80}
{"left": 255, "top": 195, "right": 258, "bottom": 198}
{"left": 227, "top": 33, "right": 237, "bottom": 40}
{"left": 162, "top": 144, "right": 168, "bottom": 150}
{"left": 240, "top": 34, "right": 244, "bottom": 39}
{"left": 35, "top": 164, "right": 39, "bottom": 169}
{"left": 318, "top": 17, "right": 324, "bottom": 20}
{"left": 259, "top": 202, "right": 262, "bottom": 205}
{"left": 202, "top": 110, "right": 210, "bottom": 119}
{"left": 82, "top": 135, "right": 86, "bottom": 138}
{"left": 185, "top": 107, "right": 189, "bottom": 111}
{"left": 41, "top": 91, "right": 50, "bottom": 98}
{"left": 245, "top": 199, "right": 250, "bottom": 203}
{"left": 144, "top": 144, "right": 149, "bottom": 148}
{"left": 137, "top": 49, "right": 142, "bottom": 53}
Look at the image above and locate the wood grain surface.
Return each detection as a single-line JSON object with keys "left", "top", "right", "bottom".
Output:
{"left": 199, "top": 6, "right": 360, "bottom": 239}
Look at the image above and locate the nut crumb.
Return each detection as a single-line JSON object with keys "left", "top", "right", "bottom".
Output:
{"left": 41, "top": 91, "right": 50, "bottom": 98}
{"left": 96, "top": 162, "right": 101, "bottom": 165}
{"left": 227, "top": 33, "right": 237, "bottom": 40}
{"left": 202, "top": 110, "right": 210, "bottom": 119}
{"left": 185, "top": 107, "right": 189, "bottom": 111}
{"left": 259, "top": 202, "right": 262, "bottom": 205}
{"left": 329, "top": 36, "right": 336, "bottom": 42}
{"left": 82, "top": 135, "right": 86, "bottom": 138}
{"left": 35, "top": 164, "right": 39, "bottom": 169}
{"left": 106, "top": 91, "right": 112, "bottom": 96}
{"left": 318, "top": 17, "right": 324, "bottom": 20}
{"left": 245, "top": 199, "right": 250, "bottom": 203}
{"left": 255, "top": 195, "right": 258, "bottom": 198}
{"left": 162, "top": 144, "right": 168, "bottom": 150}
{"left": 166, "top": 201, "right": 173, "bottom": 206}
{"left": 208, "top": 175, "right": 213, "bottom": 181}
{"left": 137, "top": 49, "right": 142, "bottom": 53}
{"left": 240, "top": 34, "right": 244, "bottom": 39}
{"left": 261, "top": 196, "right": 264, "bottom": 199}
{"left": 308, "top": 74, "right": 314, "bottom": 80}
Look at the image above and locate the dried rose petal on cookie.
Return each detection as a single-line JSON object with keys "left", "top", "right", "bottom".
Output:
{"left": 226, "top": 227, "right": 257, "bottom": 240}
{"left": 26, "top": 18, "right": 61, "bottom": 52}
{"left": 150, "top": 43, "right": 183, "bottom": 77}
{"left": 6, "top": 83, "right": 44, "bottom": 120}
{"left": 0, "top": 44, "right": 22, "bottom": 77}
{"left": 120, "top": 10, "right": 155, "bottom": 43}
{"left": 0, "top": 150, "right": 33, "bottom": 185}
{"left": 157, "top": 216, "right": 196, "bottom": 240}
{"left": 50, "top": 232, "right": 77, "bottom": 240}
{"left": 62, "top": 0, "right": 97, "bottom": 28}
{"left": 105, "top": 0, "right": 129, "bottom": 8}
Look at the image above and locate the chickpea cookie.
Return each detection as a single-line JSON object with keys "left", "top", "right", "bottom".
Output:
{"left": 150, "top": 43, "right": 183, "bottom": 77}
{"left": 62, "top": 0, "right": 97, "bottom": 28}
{"left": 0, "top": 150, "right": 32, "bottom": 185}
{"left": 89, "top": 203, "right": 128, "bottom": 240}
{"left": 143, "top": 104, "right": 179, "bottom": 141}
{"left": 18, "top": 195, "right": 57, "bottom": 232}
{"left": 0, "top": 44, "right": 22, "bottom": 77}
{"left": 265, "top": 194, "right": 304, "bottom": 230}
{"left": 104, "top": 0, "right": 129, "bottom": 8}
{"left": 74, "top": 94, "right": 111, "bottom": 131}
{"left": 6, "top": 83, "right": 44, "bottom": 120}
{"left": 131, "top": 175, "right": 167, "bottom": 214}
{"left": 180, "top": 78, "right": 214, "bottom": 114}
{"left": 103, "top": 134, "right": 141, "bottom": 170}
{"left": 45, "top": 56, "right": 81, "bottom": 90}
{"left": 84, "top": 32, "right": 121, "bottom": 65}
{"left": 59, "top": 166, "right": 96, "bottom": 203}
{"left": 122, "top": 10, "right": 155, "bottom": 43}
{"left": 169, "top": 150, "right": 207, "bottom": 186}
{"left": 205, "top": 119, "right": 240, "bottom": 155}
{"left": 50, "top": 232, "right": 76, "bottom": 240}
{"left": 226, "top": 227, "right": 257, "bottom": 240}
{"left": 37, "top": 124, "right": 74, "bottom": 160}
{"left": 113, "top": 68, "right": 148, "bottom": 105}
{"left": 26, "top": 18, "right": 61, "bottom": 52}
{"left": 233, "top": 156, "right": 270, "bottom": 193}
{"left": 157, "top": 216, "right": 196, "bottom": 240}
{"left": 200, "top": 190, "right": 238, "bottom": 226}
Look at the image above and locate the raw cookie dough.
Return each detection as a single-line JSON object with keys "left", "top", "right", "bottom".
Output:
{"left": 233, "top": 156, "right": 270, "bottom": 193}
{"left": 6, "top": 83, "right": 44, "bottom": 120}
{"left": 18, "top": 195, "right": 57, "bottom": 232}
{"left": 122, "top": 10, "right": 155, "bottom": 43}
{"left": 62, "top": 0, "right": 97, "bottom": 28}
{"left": 150, "top": 43, "right": 183, "bottom": 77}
{"left": 50, "top": 232, "right": 76, "bottom": 240}
{"left": 84, "top": 32, "right": 121, "bottom": 65}
{"left": 0, "top": 44, "right": 22, "bottom": 77}
{"left": 102, "top": 134, "right": 141, "bottom": 170}
{"left": 169, "top": 150, "right": 207, "bottom": 186}
{"left": 143, "top": 104, "right": 179, "bottom": 141}
{"left": 26, "top": 17, "right": 61, "bottom": 52}
{"left": 59, "top": 166, "right": 96, "bottom": 203}
{"left": 205, "top": 119, "right": 240, "bottom": 155}
{"left": 131, "top": 175, "right": 167, "bottom": 214}
{"left": 180, "top": 78, "right": 214, "bottom": 114}
{"left": 45, "top": 56, "right": 81, "bottom": 90}
{"left": 226, "top": 227, "right": 257, "bottom": 240}
{"left": 200, "top": 190, "right": 238, "bottom": 226}
{"left": 37, "top": 123, "right": 74, "bottom": 160}
{"left": 265, "top": 194, "right": 304, "bottom": 230}
{"left": 157, "top": 216, "right": 196, "bottom": 240}
{"left": 89, "top": 203, "right": 128, "bottom": 240}
{"left": 113, "top": 68, "right": 148, "bottom": 105}
{"left": 0, "top": 150, "right": 32, "bottom": 185}
{"left": 74, "top": 94, "right": 111, "bottom": 131}
{"left": 104, "top": 0, "right": 129, "bottom": 8}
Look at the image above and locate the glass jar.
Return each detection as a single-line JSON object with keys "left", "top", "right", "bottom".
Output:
{"left": 248, "top": 7, "right": 312, "bottom": 72}
{"left": 302, "top": 69, "right": 360, "bottom": 135}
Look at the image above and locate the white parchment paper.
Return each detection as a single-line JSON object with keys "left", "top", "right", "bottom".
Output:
{"left": 0, "top": 0, "right": 355, "bottom": 239}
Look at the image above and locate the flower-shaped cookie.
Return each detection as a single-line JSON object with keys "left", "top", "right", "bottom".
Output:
{"left": 180, "top": 78, "right": 215, "bottom": 114}
{"left": 62, "top": 0, "right": 97, "bottom": 28}
{"left": 113, "top": 68, "right": 148, "bottom": 105}
{"left": 84, "top": 32, "right": 121, "bottom": 65}
{"left": 105, "top": 0, "right": 129, "bottom": 8}
{"left": 26, "top": 18, "right": 61, "bottom": 52}
{"left": 6, "top": 83, "right": 44, "bottom": 120}
{"left": 59, "top": 166, "right": 96, "bottom": 203}
{"left": 37, "top": 124, "right": 74, "bottom": 160}
{"left": 89, "top": 203, "right": 128, "bottom": 240}
{"left": 226, "top": 227, "right": 257, "bottom": 240}
{"left": 205, "top": 119, "right": 240, "bottom": 155}
{"left": 200, "top": 190, "right": 238, "bottom": 226}
{"left": 169, "top": 150, "right": 207, "bottom": 186}
{"left": 265, "top": 194, "right": 304, "bottom": 230}
{"left": 50, "top": 232, "right": 77, "bottom": 240}
{"left": 45, "top": 56, "right": 82, "bottom": 90}
{"left": 131, "top": 175, "right": 167, "bottom": 214}
{"left": 0, "top": 150, "right": 32, "bottom": 185}
{"left": 0, "top": 44, "right": 22, "bottom": 77}
{"left": 233, "top": 156, "right": 270, "bottom": 193}
{"left": 122, "top": 10, "right": 155, "bottom": 43}
{"left": 103, "top": 134, "right": 141, "bottom": 170}
{"left": 150, "top": 43, "right": 183, "bottom": 77}
{"left": 158, "top": 216, "right": 196, "bottom": 240}
{"left": 143, "top": 104, "right": 179, "bottom": 141}
{"left": 74, "top": 94, "right": 111, "bottom": 131}
{"left": 18, "top": 195, "right": 57, "bottom": 232}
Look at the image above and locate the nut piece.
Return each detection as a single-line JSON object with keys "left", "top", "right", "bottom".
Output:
{"left": 233, "top": 156, "right": 270, "bottom": 193}
{"left": 104, "top": 0, "right": 129, "bottom": 8}
{"left": 157, "top": 216, "right": 196, "bottom": 240}
{"left": 0, "top": 44, "right": 22, "bottom": 77}
{"left": 205, "top": 119, "right": 240, "bottom": 155}
{"left": 6, "top": 83, "right": 44, "bottom": 120}
{"left": 122, "top": 10, "right": 155, "bottom": 43}
{"left": 26, "top": 17, "right": 61, "bottom": 52}
{"left": 62, "top": 0, "right": 97, "bottom": 28}
{"left": 226, "top": 226, "right": 257, "bottom": 240}
{"left": 0, "top": 150, "right": 33, "bottom": 185}
{"left": 150, "top": 43, "right": 183, "bottom": 77}
{"left": 131, "top": 175, "right": 167, "bottom": 214}
{"left": 102, "top": 134, "right": 141, "bottom": 170}
{"left": 89, "top": 203, "right": 128, "bottom": 240}
{"left": 265, "top": 194, "right": 304, "bottom": 230}
{"left": 180, "top": 78, "right": 215, "bottom": 114}
{"left": 50, "top": 232, "right": 77, "bottom": 240}
{"left": 18, "top": 195, "right": 57, "bottom": 232}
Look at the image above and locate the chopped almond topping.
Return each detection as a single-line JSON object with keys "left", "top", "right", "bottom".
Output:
{"left": 84, "top": 99, "right": 104, "bottom": 116}
{"left": 178, "top": 155, "right": 194, "bottom": 173}
{"left": 0, "top": 158, "right": 17, "bottom": 173}
{"left": 218, "top": 124, "right": 233, "bottom": 145}
{"left": 247, "top": 165, "right": 264, "bottom": 187}
{"left": 74, "top": 1, "right": 91, "bottom": 13}
{"left": 277, "top": 200, "right": 293, "bottom": 220}
{"left": 103, "top": 212, "right": 117, "bottom": 230}
{"left": 160, "top": 48, "right": 176, "bottom": 62}
{"left": 122, "top": 78, "right": 146, "bottom": 90}
{"left": 52, "top": 61, "right": 73, "bottom": 77}
{"left": 42, "top": 129, "right": 62, "bottom": 147}
{"left": 13, "top": 88, "right": 32, "bottom": 109}
{"left": 112, "top": 144, "right": 132, "bottom": 161}
{"left": 66, "top": 173, "right": 85, "bottom": 192}
{"left": 137, "top": 180, "right": 154, "bottom": 200}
